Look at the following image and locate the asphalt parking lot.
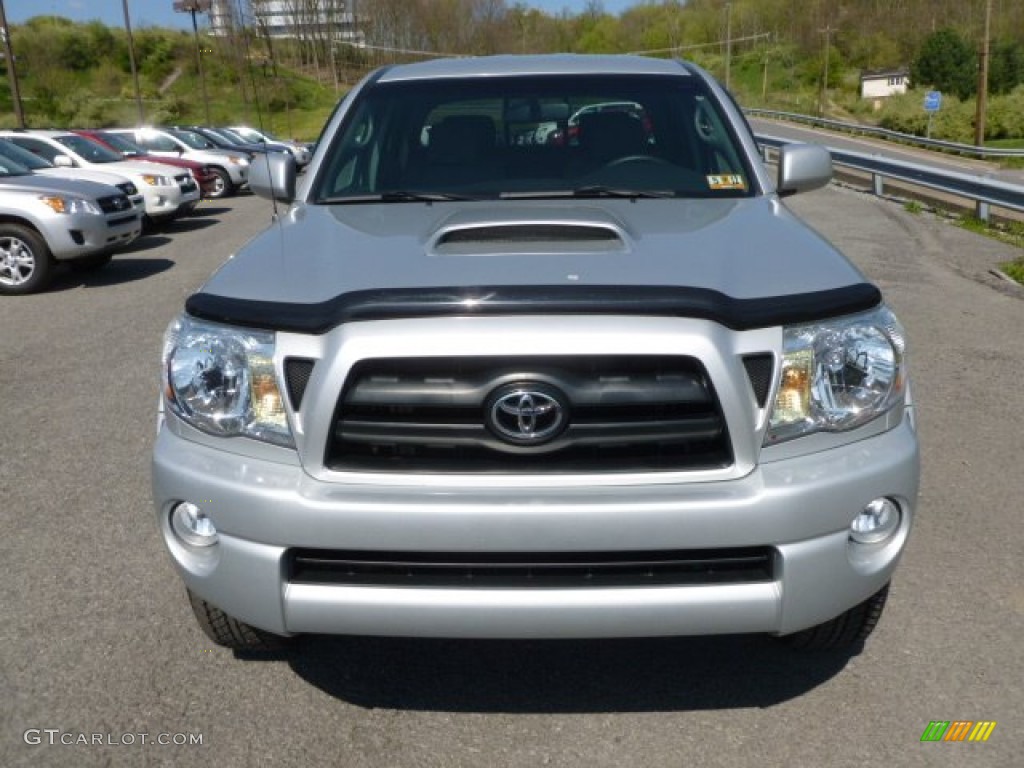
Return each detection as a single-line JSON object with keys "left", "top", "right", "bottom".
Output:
{"left": 2, "top": 187, "right": 1022, "bottom": 767}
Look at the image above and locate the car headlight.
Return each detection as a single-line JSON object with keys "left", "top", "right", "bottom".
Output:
{"left": 39, "top": 195, "right": 102, "bottom": 215}
{"left": 140, "top": 174, "right": 173, "bottom": 187}
{"left": 766, "top": 305, "right": 906, "bottom": 444}
{"left": 162, "top": 314, "right": 293, "bottom": 447}
{"left": 228, "top": 156, "right": 249, "bottom": 166}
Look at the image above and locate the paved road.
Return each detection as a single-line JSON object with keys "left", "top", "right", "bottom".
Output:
{"left": 2, "top": 188, "right": 1022, "bottom": 768}
{"left": 749, "top": 117, "right": 1024, "bottom": 187}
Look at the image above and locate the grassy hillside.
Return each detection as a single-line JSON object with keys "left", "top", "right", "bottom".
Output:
{"left": 0, "top": 16, "right": 339, "bottom": 140}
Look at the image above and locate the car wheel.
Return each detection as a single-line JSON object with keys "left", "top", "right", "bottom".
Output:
{"left": 187, "top": 589, "right": 289, "bottom": 652}
{"left": 68, "top": 253, "right": 113, "bottom": 272}
{"left": 0, "top": 224, "right": 53, "bottom": 295}
{"left": 207, "top": 167, "right": 233, "bottom": 199}
{"left": 781, "top": 582, "right": 890, "bottom": 651}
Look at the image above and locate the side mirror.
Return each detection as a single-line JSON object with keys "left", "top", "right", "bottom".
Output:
{"left": 249, "top": 151, "right": 296, "bottom": 204}
{"left": 776, "top": 143, "right": 832, "bottom": 197}
{"left": 53, "top": 154, "right": 75, "bottom": 168}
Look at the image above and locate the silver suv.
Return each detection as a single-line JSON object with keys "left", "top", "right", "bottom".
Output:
{"left": 154, "top": 56, "right": 919, "bottom": 652}
{"left": 0, "top": 156, "right": 141, "bottom": 294}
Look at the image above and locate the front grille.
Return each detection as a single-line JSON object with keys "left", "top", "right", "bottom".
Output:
{"left": 287, "top": 547, "right": 775, "bottom": 588}
{"left": 106, "top": 214, "right": 137, "bottom": 228}
{"left": 175, "top": 174, "right": 198, "bottom": 193}
{"left": 97, "top": 194, "right": 132, "bottom": 214}
{"left": 326, "top": 355, "right": 732, "bottom": 473}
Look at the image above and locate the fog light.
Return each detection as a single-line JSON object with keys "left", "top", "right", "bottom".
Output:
{"left": 170, "top": 502, "right": 218, "bottom": 547}
{"left": 850, "top": 498, "right": 900, "bottom": 544}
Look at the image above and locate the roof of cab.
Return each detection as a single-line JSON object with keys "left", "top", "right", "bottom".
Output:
{"left": 376, "top": 54, "right": 691, "bottom": 82}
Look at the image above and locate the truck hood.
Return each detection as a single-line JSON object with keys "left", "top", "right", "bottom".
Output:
{"left": 201, "top": 197, "right": 869, "bottom": 308}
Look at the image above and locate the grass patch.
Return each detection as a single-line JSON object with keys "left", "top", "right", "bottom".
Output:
{"left": 1002, "top": 258, "right": 1024, "bottom": 284}
{"left": 903, "top": 200, "right": 923, "bottom": 214}
{"left": 956, "top": 217, "right": 1024, "bottom": 284}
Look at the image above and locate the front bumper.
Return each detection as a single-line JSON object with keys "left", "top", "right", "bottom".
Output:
{"left": 152, "top": 413, "right": 919, "bottom": 640}
{"left": 50, "top": 210, "right": 142, "bottom": 261}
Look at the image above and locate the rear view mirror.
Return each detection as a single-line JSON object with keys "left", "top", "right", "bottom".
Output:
{"left": 777, "top": 143, "right": 832, "bottom": 197}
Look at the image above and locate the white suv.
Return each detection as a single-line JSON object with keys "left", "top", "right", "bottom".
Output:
{"left": 106, "top": 128, "right": 249, "bottom": 199}
{"left": 0, "top": 131, "right": 199, "bottom": 224}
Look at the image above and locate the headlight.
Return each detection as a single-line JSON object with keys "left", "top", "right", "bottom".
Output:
{"left": 140, "top": 174, "right": 173, "bottom": 186}
{"left": 39, "top": 195, "right": 101, "bottom": 215}
{"left": 162, "top": 315, "right": 293, "bottom": 447}
{"left": 766, "top": 305, "right": 906, "bottom": 444}
{"left": 228, "top": 156, "right": 249, "bottom": 166}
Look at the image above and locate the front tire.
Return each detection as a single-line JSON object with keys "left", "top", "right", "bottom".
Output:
{"left": 0, "top": 224, "right": 53, "bottom": 295}
{"left": 187, "top": 589, "right": 289, "bottom": 652}
{"left": 206, "top": 167, "right": 233, "bottom": 199}
{"left": 782, "top": 582, "right": 890, "bottom": 651}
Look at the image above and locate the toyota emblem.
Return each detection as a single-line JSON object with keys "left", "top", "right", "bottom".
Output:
{"left": 487, "top": 384, "right": 568, "bottom": 445}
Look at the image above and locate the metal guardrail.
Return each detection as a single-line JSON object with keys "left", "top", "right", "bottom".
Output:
{"left": 756, "top": 134, "right": 1024, "bottom": 222}
{"left": 746, "top": 108, "right": 1024, "bottom": 159}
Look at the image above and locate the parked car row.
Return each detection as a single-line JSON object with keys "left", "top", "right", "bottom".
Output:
{"left": 0, "top": 124, "right": 306, "bottom": 295}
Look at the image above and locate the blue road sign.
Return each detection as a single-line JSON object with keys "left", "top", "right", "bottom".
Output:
{"left": 924, "top": 91, "right": 942, "bottom": 112}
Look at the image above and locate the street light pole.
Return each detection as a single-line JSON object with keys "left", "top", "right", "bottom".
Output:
{"left": 173, "top": 1, "right": 212, "bottom": 124}
{"left": 121, "top": 0, "right": 145, "bottom": 125}
{"left": 0, "top": 0, "right": 25, "bottom": 128}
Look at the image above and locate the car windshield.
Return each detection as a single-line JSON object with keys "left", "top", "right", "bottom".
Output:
{"left": 0, "top": 139, "right": 52, "bottom": 170}
{"left": 313, "top": 74, "right": 756, "bottom": 203}
{"left": 96, "top": 131, "right": 146, "bottom": 157}
{"left": 231, "top": 127, "right": 266, "bottom": 143}
{"left": 55, "top": 134, "right": 123, "bottom": 164}
{"left": 0, "top": 155, "right": 31, "bottom": 176}
{"left": 213, "top": 128, "right": 246, "bottom": 145}
{"left": 170, "top": 130, "right": 216, "bottom": 150}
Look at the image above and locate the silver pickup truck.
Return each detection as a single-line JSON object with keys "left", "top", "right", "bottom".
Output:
{"left": 0, "top": 158, "right": 141, "bottom": 294}
{"left": 154, "top": 55, "right": 919, "bottom": 653}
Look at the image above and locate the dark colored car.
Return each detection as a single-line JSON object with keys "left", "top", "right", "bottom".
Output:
{"left": 77, "top": 130, "right": 218, "bottom": 199}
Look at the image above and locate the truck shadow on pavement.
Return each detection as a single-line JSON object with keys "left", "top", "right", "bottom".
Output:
{"left": 252, "top": 634, "right": 856, "bottom": 712}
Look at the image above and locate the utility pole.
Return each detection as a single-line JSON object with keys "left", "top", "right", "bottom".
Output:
{"left": 0, "top": 0, "right": 25, "bottom": 128}
{"left": 724, "top": 2, "right": 732, "bottom": 90}
{"left": 819, "top": 25, "right": 832, "bottom": 117}
{"left": 173, "top": 1, "right": 212, "bottom": 125}
{"left": 974, "top": 0, "right": 992, "bottom": 147}
{"left": 121, "top": 0, "right": 145, "bottom": 125}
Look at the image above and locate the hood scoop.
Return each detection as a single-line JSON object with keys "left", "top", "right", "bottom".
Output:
{"left": 432, "top": 222, "right": 627, "bottom": 255}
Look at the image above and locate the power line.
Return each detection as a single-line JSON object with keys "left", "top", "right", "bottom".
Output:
{"left": 627, "top": 33, "right": 769, "bottom": 57}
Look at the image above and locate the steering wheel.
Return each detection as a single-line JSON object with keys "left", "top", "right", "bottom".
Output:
{"left": 602, "top": 154, "right": 674, "bottom": 169}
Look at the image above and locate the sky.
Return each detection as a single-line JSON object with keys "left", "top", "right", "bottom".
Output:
{"left": 1, "top": 1, "right": 643, "bottom": 30}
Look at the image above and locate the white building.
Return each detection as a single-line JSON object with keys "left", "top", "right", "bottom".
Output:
{"left": 210, "top": 0, "right": 361, "bottom": 42}
{"left": 860, "top": 68, "right": 911, "bottom": 99}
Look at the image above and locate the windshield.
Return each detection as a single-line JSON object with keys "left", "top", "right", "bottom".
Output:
{"left": 212, "top": 128, "right": 245, "bottom": 145}
{"left": 55, "top": 134, "right": 123, "bottom": 164}
{"left": 95, "top": 131, "right": 146, "bottom": 157}
{"left": 313, "top": 74, "right": 756, "bottom": 203}
{"left": 230, "top": 126, "right": 267, "bottom": 143}
{"left": 170, "top": 130, "right": 216, "bottom": 150}
{"left": 0, "top": 139, "right": 52, "bottom": 170}
{"left": 0, "top": 155, "right": 31, "bottom": 177}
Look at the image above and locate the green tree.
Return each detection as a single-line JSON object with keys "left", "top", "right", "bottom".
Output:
{"left": 989, "top": 40, "right": 1024, "bottom": 95}
{"left": 912, "top": 27, "right": 976, "bottom": 100}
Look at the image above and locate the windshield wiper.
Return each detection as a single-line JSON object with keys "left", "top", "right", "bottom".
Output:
{"left": 571, "top": 186, "right": 675, "bottom": 199}
{"left": 500, "top": 187, "right": 675, "bottom": 200}
{"left": 319, "top": 190, "right": 480, "bottom": 204}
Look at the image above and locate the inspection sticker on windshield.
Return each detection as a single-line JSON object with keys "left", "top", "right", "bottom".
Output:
{"left": 706, "top": 174, "right": 746, "bottom": 190}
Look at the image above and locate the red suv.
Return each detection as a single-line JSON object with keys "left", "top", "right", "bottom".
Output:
{"left": 74, "top": 130, "right": 218, "bottom": 199}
